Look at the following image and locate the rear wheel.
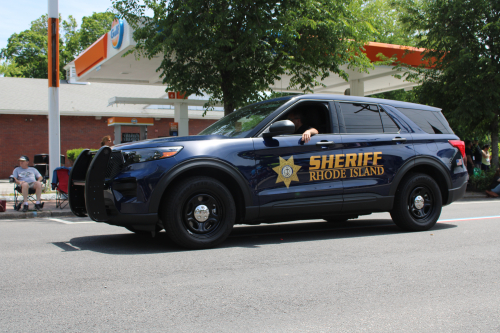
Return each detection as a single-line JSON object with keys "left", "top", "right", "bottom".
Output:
{"left": 391, "top": 173, "right": 442, "bottom": 231}
{"left": 160, "top": 176, "right": 236, "bottom": 249}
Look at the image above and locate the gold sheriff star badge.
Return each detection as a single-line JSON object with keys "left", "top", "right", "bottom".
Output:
{"left": 273, "top": 156, "right": 301, "bottom": 188}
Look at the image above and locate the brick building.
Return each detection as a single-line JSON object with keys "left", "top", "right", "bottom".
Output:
{"left": 0, "top": 77, "right": 221, "bottom": 179}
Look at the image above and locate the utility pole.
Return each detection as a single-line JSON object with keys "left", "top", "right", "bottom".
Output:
{"left": 48, "top": 0, "right": 60, "bottom": 180}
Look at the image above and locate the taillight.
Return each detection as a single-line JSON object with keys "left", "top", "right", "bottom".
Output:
{"left": 449, "top": 140, "right": 466, "bottom": 159}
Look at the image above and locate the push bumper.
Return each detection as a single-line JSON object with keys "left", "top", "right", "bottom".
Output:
{"left": 68, "top": 147, "right": 159, "bottom": 228}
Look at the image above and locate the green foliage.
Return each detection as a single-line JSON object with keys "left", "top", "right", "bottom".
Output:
{"left": 112, "top": 0, "right": 374, "bottom": 115}
{"left": 393, "top": 0, "right": 500, "bottom": 168}
{"left": 369, "top": 88, "right": 419, "bottom": 103}
{"left": 0, "top": 60, "right": 23, "bottom": 77}
{"left": 63, "top": 12, "right": 116, "bottom": 60}
{"left": 0, "top": 15, "right": 52, "bottom": 78}
{"left": 1, "top": 12, "right": 115, "bottom": 79}
{"left": 361, "top": 0, "right": 420, "bottom": 47}
{"left": 66, "top": 148, "right": 88, "bottom": 162}
{"left": 469, "top": 168, "right": 497, "bottom": 191}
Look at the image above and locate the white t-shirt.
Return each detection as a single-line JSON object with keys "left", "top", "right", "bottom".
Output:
{"left": 12, "top": 167, "right": 42, "bottom": 183}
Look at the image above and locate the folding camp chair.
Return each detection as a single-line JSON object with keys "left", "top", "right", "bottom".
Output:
{"left": 9, "top": 176, "right": 47, "bottom": 211}
{"left": 52, "top": 168, "right": 70, "bottom": 209}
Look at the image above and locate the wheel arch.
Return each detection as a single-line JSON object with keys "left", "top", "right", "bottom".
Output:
{"left": 148, "top": 159, "right": 253, "bottom": 223}
{"left": 390, "top": 157, "right": 452, "bottom": 205}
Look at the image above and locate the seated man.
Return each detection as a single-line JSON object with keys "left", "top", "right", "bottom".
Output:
{"left": 12, "top": 156, "right": 44, "bottom": 212}
{"left": 287, "top": 110, "right": 318, "bottom": 143}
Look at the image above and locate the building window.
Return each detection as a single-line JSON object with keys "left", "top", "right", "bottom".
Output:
{"left": 122, "top": 133, "right": 140, "bottom": 143}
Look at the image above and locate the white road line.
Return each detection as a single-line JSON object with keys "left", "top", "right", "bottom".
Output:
{"left": 47, "top": 218, "right": 95, "bottom": 224}
{"left": 438, "top": 215, "right": 500, "bottom": 222}
{"left": 451, "top": 200, "right": 497, "bottom": 205}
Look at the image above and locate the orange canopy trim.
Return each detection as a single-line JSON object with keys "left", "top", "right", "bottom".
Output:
{"left": 74, "top": 33, "right": 108, "bottom": 77}
{"left": 107, "top": 117, "right": 154, "bottom": 126}
{"left": 363, "top": 42, "right": 434, "bottom": 68}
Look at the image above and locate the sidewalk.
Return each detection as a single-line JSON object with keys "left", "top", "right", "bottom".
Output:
{"left": 0, "top": 200, "right": 74, "bottom": 220}
{"left": 0, "top": 179, "right": 74, "bottom": 219}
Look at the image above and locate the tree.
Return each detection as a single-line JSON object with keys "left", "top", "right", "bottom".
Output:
{"left": 394, "top": 0, "right": 500, "bottom": 168}
{"left": 361, "top": 0, "right": 419, "bottom": 47}
{"left": 1, "top": 12, "right": 116, "bottom": 79}
{"left": 63, "top": 12, "right": 116, "bottom": 60}
{"left": 0, "top": 60, "right": 23, "bottom": 77}
{"left": 113, "top": 0, "right": 374, "bottom": 115}
{"left": 0, "top": 15, "right": 51, "bottom": 78}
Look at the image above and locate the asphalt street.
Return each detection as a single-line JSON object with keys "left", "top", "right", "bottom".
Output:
{"left": 1, "top": 199, "right": 499, "bottom": 332}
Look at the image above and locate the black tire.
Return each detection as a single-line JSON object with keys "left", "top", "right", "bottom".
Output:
{"left": 390, "top": 173, "right": 442, "bottom": 231}
{"left": 160, "top": 176, "right": 236, "bottom": 249}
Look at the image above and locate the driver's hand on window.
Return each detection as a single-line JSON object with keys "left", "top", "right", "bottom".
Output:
{"left": 302, "top": 130, "right": 313, "bottom": 143}
{"left": 301, "top": 128, "right": 318, "bottom": 143}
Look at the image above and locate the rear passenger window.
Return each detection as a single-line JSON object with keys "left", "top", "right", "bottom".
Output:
{"left": 380, "top": 109, "right": 400, "bottom": 133}
{"left": 339, "top": 103, "right": 399, "bottom": 134}
{"left": 397, "top": 108, "right": 453, "bottom": 134}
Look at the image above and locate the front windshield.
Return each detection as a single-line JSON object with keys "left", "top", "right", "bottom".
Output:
{"left": 199, "top": 99, "right": 290, "bottom": 137}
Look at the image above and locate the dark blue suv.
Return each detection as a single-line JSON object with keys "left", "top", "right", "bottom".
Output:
{"left": 69, "top": 94, "right": 468, "bottom": 249}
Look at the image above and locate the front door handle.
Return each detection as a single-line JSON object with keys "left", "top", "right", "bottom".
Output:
{"left": 316, "top": 141, "right": 335, "bottom": 146}
{"left": 392, "top": 137, "right": 407, "bottom": 142}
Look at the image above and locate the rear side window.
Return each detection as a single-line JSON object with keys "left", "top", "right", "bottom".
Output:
{"left": 397, "top": 108, "right": 453, "bottom": 134}
{"left": 339, "top": 103, "right": 400, "bottom": 134}
{"left": 380, "top": 109, "right": 400, "bottom": 133}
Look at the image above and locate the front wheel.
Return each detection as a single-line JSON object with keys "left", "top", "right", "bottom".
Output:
{"left": 391, "top": 173, "right": 442, "bottom": 231}
{"left": 160, "top": 176, "right": 236, "bottom": 249}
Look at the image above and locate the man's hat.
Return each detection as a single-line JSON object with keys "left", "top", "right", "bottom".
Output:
{"left": 19, "top": 155, "right": 29, "bottom": 162}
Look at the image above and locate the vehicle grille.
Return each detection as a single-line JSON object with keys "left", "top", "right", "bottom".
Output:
{"left": 105, "top": 151, "right": 125, "bottom": 179}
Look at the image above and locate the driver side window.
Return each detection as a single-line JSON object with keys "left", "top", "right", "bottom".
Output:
{"left": 277, "top": 102, "right": 333, "bottom": 135}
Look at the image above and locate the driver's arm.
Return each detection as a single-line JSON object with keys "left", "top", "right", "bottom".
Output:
{"left": 302, "top": 128, "right": 319, "bottom": 143}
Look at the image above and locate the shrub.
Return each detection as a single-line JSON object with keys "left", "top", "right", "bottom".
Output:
{"left": 66, "top": 148, "right": 88, "bottom": 162}
{"left": 469, "top": 168, "right": 497, "bottom": 191}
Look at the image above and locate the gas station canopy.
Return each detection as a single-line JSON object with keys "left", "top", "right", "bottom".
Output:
{"left": 65, "top": 19, "right": 431, "bottom": 136}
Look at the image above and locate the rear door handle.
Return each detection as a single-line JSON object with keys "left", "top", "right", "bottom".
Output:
{"left": 316, "top": 141, "right": 335, "bottom": 146}
{"left": 392, "top": 137, "right": 407, "bottom": 142}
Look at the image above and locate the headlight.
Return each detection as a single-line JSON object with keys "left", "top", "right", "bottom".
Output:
{"left": 123, "top": 146, "right": 183, "bottom": 163}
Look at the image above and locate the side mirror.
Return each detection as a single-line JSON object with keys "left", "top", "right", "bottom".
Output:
{"left": 263, "top": 120, "right": 296, "bottom": 138}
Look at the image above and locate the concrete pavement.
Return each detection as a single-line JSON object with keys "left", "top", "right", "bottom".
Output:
{"left": 1, "top": 201, "right": 500, "bottom": 332}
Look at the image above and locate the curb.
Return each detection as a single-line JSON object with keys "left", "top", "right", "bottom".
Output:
{"left": 0, "top": 210, "right": 75, "bottom": 220}
{"left": 2, "top": 194, "right": 60, "bottom": 201}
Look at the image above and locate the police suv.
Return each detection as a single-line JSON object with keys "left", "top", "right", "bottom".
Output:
{"left": 69, "top": 94, "right": 468, "bottom": 249}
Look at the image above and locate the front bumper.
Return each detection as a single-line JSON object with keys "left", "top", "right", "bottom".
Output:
{"left": 68, "top": 147, "right": 159, "bottom": 228}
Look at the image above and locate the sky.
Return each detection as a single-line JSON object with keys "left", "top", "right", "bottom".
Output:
{"left": 0, "top": 0, "right": 116, "bottom": 52}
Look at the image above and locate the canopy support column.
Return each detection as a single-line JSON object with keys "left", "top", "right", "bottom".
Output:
{"left": 114, "top": 125, "right": 121, "bottom": 144}
{"left": 349, "top": 79, "right": 365, "bottom": 96}
{"left": 174, "top": 102, "right": 189, "bottom": 137}
{"left": 140, "top": 126, "right": 147, "bottom": 140}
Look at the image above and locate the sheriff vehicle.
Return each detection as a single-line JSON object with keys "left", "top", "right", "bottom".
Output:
{"left": 69, "top": 94, "right": 468, "bottom": 249}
